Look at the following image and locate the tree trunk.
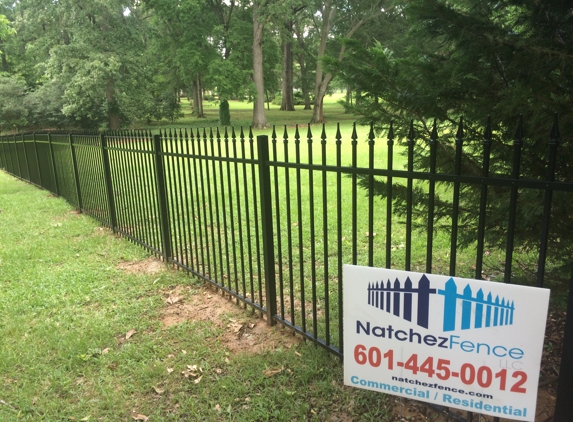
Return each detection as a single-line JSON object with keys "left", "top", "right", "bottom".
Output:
{"left": 311, "top": 74, "right": 332, "bottom": 123}
{"left": 294, "top": 24, "right": 312, "bottom": 110}
{"left": 344, "top": 85, "right": 352, "bottom": 113}
{"left": 192, "top": 80, "right": 198, "bottom": 116}
{"left": 310, "top": 0, "right": 336, "bottom": 123}
{"left": 310, "top": 0, "right": 375, "bottom": 123}
{"left": 196, "top": 75, "right": 204, "bottom": 117}
{"left": 251, "top": 2, "right": 268, "bottom": 129}
{"left": 0, "top": 51, "right": 6, "bottom": 72}
{"left": 192, "top": 76, "right": 205, "bottom": 118}
{"left": 280, "top": 21, "right": 295, "bottom": 111}
{"left": 106, "top": 80, "right": 120, "bottom": 130}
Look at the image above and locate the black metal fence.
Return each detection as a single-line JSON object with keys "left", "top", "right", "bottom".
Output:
{"left": 1, "top": 120, "right": 572, "bottom": 419}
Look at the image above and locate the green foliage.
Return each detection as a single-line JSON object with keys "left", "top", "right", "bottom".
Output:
{"left": 272, "top": 91, "right": 311, "bottom": 106}
{"left": 7, "top": 0, "right": 154, "bottom": 129}
{"left": 219, "top": 99, "right": 231, "bottom": 126}
{"left": 262, "top": 26, "right": 281, "bottom": 99}
{"left": 0, "top": 13, "right": 15, "bottom": 54}
{"left": 150, "top": 91, "right": 183, "bottom": 123}
{"left": 24, "top": 81, "right": 72, "bottom": 129}
{"left": 329, "top": 0, "right": 573, "bottom": 279}
{"left": 207, "top": 58, "right": 252, "bottom": 101}
{"left": 0, "top": 73, "right": 27, "bottom": 132}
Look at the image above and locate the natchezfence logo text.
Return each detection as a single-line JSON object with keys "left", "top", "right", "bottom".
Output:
{"left": 367, "top": 275, "right": 516, "bottom": 332}
{"left": 344, "top": 266, "right": 549, "bottom": 422}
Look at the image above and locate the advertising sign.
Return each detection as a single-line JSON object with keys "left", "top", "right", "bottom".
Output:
{"left": 343, "top": 265, "right": 550, "bottom": 421}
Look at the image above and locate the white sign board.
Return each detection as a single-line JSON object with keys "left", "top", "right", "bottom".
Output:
{"left": 343, "top": 265, "right": 550, "bottom": 421}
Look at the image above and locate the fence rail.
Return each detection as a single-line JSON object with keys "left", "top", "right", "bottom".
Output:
{"left": 1, "top": 119, "right": 573, "bottom": 419}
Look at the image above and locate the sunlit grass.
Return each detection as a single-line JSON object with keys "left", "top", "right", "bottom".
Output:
{"left": 0, "top": 170, "right": 394, "bottom": 421}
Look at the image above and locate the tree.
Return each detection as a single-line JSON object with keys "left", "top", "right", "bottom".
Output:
{"left": 219, "top": 99, "right": 231, "bottom": 126}
{"left": 309, "top": 0, "right": 385, "bottom": 123}
{"left": 330, "top": 0, "right": 573, "bottom": 279}
{"left": 262, "top": 27, "right": 281, "bottom": 109}
{"left": 143, "top": 0, "right": 218, "bottom": 119}
{"left": 207, "top": 3, "right": 254, "bottom": 103}
{"left": 0, "top": 74, "right": 27, "bottom": 133}
{"left": 251, "top": 0, "right": 269, "bottom": 129}
{"left": 9, "top": 0, "right": 152, "bottom": 129}
{"left": 0, "top": 13, "right": 14, "bottom": 57}
{"left": 25, "top": 81, "right": 72, "bottom": 129}
{"left": 293, "top": 14, "right": 316, "bottom": 110}
{"left": 279, "top": 5, "right": 306, "bottom": 111}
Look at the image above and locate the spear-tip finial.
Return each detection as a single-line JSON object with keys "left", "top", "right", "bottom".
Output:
{"left": 431, "top": 119, "right": 438, "bottom": 142}
{"left": 514, "top": 114, "right": 524, "bottom": 141}
{"left": 550, "top": 112, "right": 560, "bottom": 142}
{"left": 456, "top": 116, "right": 464, "bottom": 142}
{"left": 484, "top": 116, "right": 492, "bottom": 143}
{"left": 388, "top": 121, "right": 395, "bottom": 141}
{"left": 407, "top": 120, "right": 414, "bottom": 142}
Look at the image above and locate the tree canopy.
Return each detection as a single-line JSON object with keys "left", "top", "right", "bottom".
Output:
{"left": 328, "top": 0, "right": 573, "bottom": 278}
{"left": 0, "top": 0, "right": 390, "bottom": 131}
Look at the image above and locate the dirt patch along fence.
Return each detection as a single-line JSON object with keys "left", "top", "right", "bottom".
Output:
{"left": 1, "top": 120, "right": 573, "bottom": 420}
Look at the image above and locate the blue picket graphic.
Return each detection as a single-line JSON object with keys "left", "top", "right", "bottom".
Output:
{"left": 367, "top": 275, "right": 515, "bottom": 332}
{"left": 438, "top": 278, "right": 515, "bottom": 332}
{"left": 367, "top": 275, "right": 436, "bottom": 329}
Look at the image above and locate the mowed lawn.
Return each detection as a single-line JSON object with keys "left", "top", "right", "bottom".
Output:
{"left": 0, "top": 170, "right": 393, "bottom": 421}
{"left": 137, "top": 92, "right": 356, "bottom": 133}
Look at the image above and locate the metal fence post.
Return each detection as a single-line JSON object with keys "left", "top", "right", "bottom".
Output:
{"left": 32, "top": 133, "right": 44, "bottom": 188}
{"left": 257, "top": 135, "right": 277, "bottom": 326}
{"left": 21, "top": 134, "right": 31, "bottom": 182}
{"left": 100, "top": 134, "right": 117, "bottom": 232}
{"left": 537, "top": 113, "right": 560, "bottom": 288}
{"left": 153, "top": 134, "right": 172, "bottom": 262}
{"left": 13, "top": 134, "right": 22, "bottom": 178}
{"left": 48, "top": 133, "right": 60, "bottom": 196}
{"left": 69, "top": 133, "right": 83, "bottom": 211}
{"left": 0, "top": 138, "right": 5, "bottom": 170}
{"left": 554, "top": 266, "right": 573, "bottom": 421}
{"left": 8, "top": 136, "right": 16, "bottom": 174}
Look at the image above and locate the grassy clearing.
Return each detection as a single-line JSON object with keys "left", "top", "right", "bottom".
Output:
{"left": 136, "top": 93, "right": 355, "bottom": 134}
{"left": 0, "top": 170, "right": 394, "bottom": 421}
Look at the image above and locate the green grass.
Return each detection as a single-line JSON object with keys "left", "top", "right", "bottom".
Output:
{"left": 0, "top": 170, "right": 394, "bottom": 421}
{"left": 136, "top": 93, "right": 356, "bottom": 134}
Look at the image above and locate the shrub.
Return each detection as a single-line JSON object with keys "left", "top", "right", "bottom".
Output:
{"left": 219, "top": 100, "right": 231, "bottom": 126}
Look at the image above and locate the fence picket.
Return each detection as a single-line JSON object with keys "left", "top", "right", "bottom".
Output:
{"left": 153, "top": 133, "right": 172, "bottom": 261}
{"left": 257, "top": 134, "right": 277, "bottom": 326}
